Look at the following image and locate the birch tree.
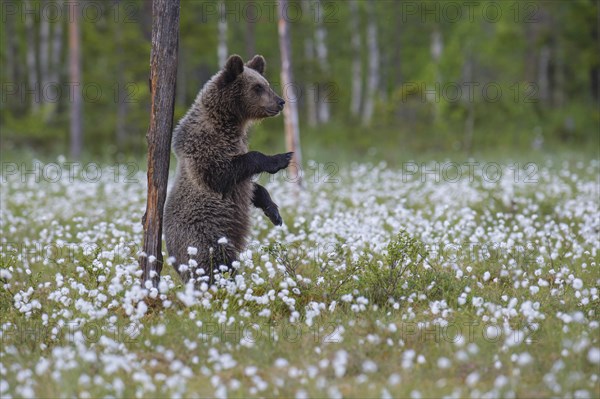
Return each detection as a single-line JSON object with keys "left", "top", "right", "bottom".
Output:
{"left": 361, "top": 0, "right": 379, "bottom": 126}
{"left": 278, "top": 0, "right": 302, "bottom": 186}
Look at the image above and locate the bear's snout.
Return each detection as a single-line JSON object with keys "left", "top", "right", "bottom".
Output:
{"left": 276, "top": 96, "right": 285, "bottom": 111}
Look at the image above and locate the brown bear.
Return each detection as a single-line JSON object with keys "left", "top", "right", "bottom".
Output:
{"left": 163, "top": 54, "right": 292, "bottom": 285}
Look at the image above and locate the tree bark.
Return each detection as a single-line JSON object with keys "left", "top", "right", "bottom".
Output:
{"left": 24, "top": 0, "right": 39, "bottom": 113}
{"left": 314, "top": 0, "right": 330, "bottom": 123}
{"left": 278, "top": 0, "right": 302, "bottom": 187}
{"left": 68, "top": 0, "right": 82, "bottom": 159}
{"left": 349, "top": 0, "right": 362, "bottom": 117}
{"left": 139, "top": 0, "right": 180, "bottom": 288}
{"left": 217, "top": 0, "right": 228, "bottom": 67}
{"left": 361, "top": 0, "right": 379, "bottom": 126}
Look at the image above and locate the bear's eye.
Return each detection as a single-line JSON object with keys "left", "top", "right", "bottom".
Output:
{"left": 253, "top": 84, "right": 264, "bottom": 93}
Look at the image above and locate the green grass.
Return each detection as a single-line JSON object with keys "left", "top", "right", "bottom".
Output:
{"left": 1, "top": 152, "right": 599, "bottom": 398}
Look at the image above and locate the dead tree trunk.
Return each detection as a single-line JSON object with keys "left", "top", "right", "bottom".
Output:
{"left": 68, "top": 0, "right": 82, "bottom": 159}
{"left": 139, "top": 0, "right": 180, "bottom": 288}
{"left": 349, "top": 0, "right": 362, "bottom": 117}
{"left": 278, "top": 0, "right": 302, "bottom": 187}
{"left": 217, "top": 0, "right": 228, "bottom": 67}
{"left": 361, "top": 0, "right": 379, "bottom": 126}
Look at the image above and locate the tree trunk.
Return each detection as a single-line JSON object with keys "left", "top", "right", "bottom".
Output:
{"left": 68, "top": 0, "right": 82, "bottom": 159}
{"left": 217, "top": 0, "right": 228, "bottom": 67}
{"left": 139, "top": 0, "right": 180, "bottom": 288}
{"left": 25, "top": 0, "right": 39, "bottom": 113}
{"left": 302, "top": 0, "right": 317, "bottom": 127}
{"left": 349, "top": 0, "right": 362, "bottom": 117}
{"left": 304, "top": 42, "right": 318, "bottom": 128}
{"left": 361, "top": 0, "right": 379, "bottom": 126}
{"left": 39, "top": 0, "right": 51, "bottom": 100}
{"left": 314, "top": 0, "right": 330, "bottom": 123}
{"left": 278, "top": 0, "right": 302, "bottom": 187}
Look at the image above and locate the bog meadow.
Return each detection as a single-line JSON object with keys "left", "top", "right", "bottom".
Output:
{"left": 1, "top": 1, "right": 599, "bottom": 398}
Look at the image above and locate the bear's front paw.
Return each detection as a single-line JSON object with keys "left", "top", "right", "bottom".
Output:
{"left": 266, "top": 152, "right": 293, "bottom": 174}
{"left": 264, "top": 205, "right": 283, "bottom": 226}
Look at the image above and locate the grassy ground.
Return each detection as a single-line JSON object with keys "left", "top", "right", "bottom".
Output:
{"left": 1, "top": 153, "right": 599, "bottom": 398}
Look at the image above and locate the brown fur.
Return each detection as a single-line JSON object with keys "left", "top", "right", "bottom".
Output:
{"left": 164, "top": 55, "right": 289, "bottom": 284}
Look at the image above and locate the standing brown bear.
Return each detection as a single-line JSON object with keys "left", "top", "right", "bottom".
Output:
{"left": 164, "top": 54, "right": 292, "bottom": 284}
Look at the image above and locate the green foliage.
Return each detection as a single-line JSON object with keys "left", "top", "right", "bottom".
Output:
{"left": 1, "top": 0, "right": 598, "bottom": 160}
{"left": 359, "top": 230, "right": 429, "bottom": 307}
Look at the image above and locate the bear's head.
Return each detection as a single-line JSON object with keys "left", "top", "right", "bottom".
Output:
{"left": 203, "top": 54, "right": 285, "bottom": 123}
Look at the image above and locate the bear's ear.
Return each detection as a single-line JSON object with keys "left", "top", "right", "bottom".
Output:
{"left": 221, "top": 55, "right": 244, "bottom": 85}
{"left": 246, "top": 55, "right": 266, "bottom": 75}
